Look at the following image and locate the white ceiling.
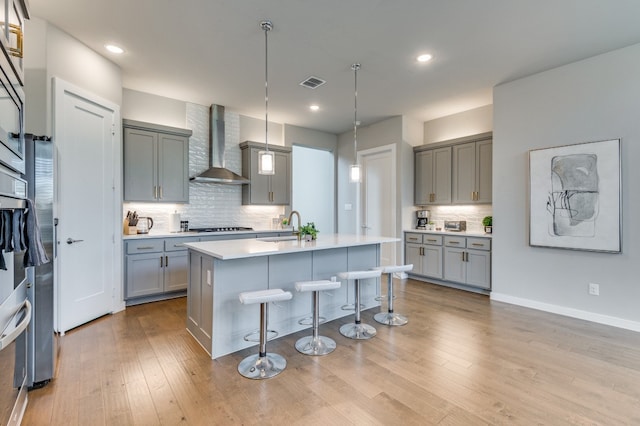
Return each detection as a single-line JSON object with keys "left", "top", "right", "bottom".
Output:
{"left": 28, "top": 0, "right": 640, "bottom": 134}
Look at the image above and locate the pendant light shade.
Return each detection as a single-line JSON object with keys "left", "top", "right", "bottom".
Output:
{"left": 258, "top": 20, "right": 275, "bottom": 175}
{"left": 350, "top": 63, "right": 361, "bottom": 183}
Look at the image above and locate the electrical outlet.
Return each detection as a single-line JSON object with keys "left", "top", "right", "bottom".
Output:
{"left": 588, "top": 283, "right": 600, "bottom": 296}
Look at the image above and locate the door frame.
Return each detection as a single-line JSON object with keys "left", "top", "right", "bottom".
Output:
{"left": 52, "top": 77, "right": 124, "bottom": 332}
{"left": 357, "top": 143, "right": 397, "bottom": 265}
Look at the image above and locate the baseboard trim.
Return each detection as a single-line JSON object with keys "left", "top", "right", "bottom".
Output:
{"left": 490, "top": 292, "right": 640, "bottom": 332}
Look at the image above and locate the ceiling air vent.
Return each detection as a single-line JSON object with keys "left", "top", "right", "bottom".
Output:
{"left": 299, "top": 76, "right": 326, "bottom": 89}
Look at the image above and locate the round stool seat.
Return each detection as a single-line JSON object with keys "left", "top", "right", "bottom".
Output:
{"left": 239, "top": 288, "right": 292, "bottom": 305}
{"left": 237, "top": 288, "right": 292, "bottom": 380}
{"left": 376, "top": 264, "right": 413, "bottom": 275}
{"left": 338, "top": 270, "right": 381, "bottom": 280}
{"left": 374, "top": 264, "right": 413, "bottom": 326}
{"left": 294, "top": 279, "right": 341, "bottom": 356}
{"left": 295, "top": 279, "right": 341, "bottom": 292}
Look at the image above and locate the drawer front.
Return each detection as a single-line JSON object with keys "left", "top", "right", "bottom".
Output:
{"left": 466, "top": 237, "right": 491, "bottom": 251}
{"left": 444, "top": 236, "right": 466, "bottom": 248}
{"left": 164, "top": 237, "right": 198, "bottom": 252}
{"left": 422, "top": 234, "right": 443, "bottom": 246}
{"left": 126, "top": 239, "right": 164, "bottom": 254}
{"left": 405, "top": 233, "right": 422, "bottom": 244}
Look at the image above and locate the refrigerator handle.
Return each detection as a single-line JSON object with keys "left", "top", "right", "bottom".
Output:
{"left": 54, "top": 217, "right": 58, "bottom": 259}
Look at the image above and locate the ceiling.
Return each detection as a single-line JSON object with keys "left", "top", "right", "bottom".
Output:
{"left": 28, "top": 0, "right": 640, "bottom": 135}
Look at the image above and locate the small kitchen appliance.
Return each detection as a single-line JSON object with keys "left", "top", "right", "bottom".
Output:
{"left": 136, "top": 217, "right": 154, "bottom": 234}
{"left": 444, "top": 220, "right": 466, "bottom": 232}
{"left": 416, "top": 210, "right": 430, "bottom": 229}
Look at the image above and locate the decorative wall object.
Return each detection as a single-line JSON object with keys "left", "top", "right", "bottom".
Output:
{"left": 529, "top": 139, "right": 621, "bottom": 252}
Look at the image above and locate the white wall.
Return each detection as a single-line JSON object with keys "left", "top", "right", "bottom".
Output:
{"left": 239, "top": 115, "right": 283, "bottom": 146}
{"left": 25, "top": 18, "right": 122, "bottom": 133}
{"left": 424, "top": 104, "right": 493, "bottom": 144}
{"left": 492, "top": 43, "right": 640, "bottom": 330}
{"left": 122, "top": 89, "right": 187, "bottom": 128}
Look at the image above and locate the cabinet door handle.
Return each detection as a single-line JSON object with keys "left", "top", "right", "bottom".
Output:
{"left": 471, "top": 243, "right": 484, "bottom": 247}
{"left": 160, "top": 256, "right": 163, "bottom": 267}
{"left": 165, "top": 255, "right": 168, "bottom": 267}
{"left": 153, "top": 186, "right": 158, "bottom": 199}
{"left": 449, "top": 241, "right": 460, "bottom": 245}
{"left": 427, "top": 239, "right": 437, "bottom": 242}
{"left": 136, "top": 246, "right": 155, "bottom": 250}
{"left": 159, "top": 186, "right": 163, "bottom": 199}
{"left": 8, "top": 24, "right": 23, "bottom": 59}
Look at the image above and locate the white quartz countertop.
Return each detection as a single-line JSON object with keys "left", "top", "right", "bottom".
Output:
{"left": 183, "top": 234, "right": 400, "bottom": 260}
{"left": 122, "top": 228, "right": 282, "bottom": 240}
{"left": 404, "top": 229, "right": 492, "bottom": 238}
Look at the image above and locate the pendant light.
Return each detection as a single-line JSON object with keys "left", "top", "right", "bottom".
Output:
{"left": 350, "top": 63, "right": 361, "bottom": 183}
{"left": 258, "top": 20, "right": 275, "bottom": 175}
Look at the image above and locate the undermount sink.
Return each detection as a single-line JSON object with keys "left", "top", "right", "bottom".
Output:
{"left": 256, "top": 235, "right": 298, "bottom": 242}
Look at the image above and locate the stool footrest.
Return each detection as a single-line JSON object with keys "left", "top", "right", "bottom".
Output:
{"left": 243, "top": 329, "right": 278, "bottom": 342}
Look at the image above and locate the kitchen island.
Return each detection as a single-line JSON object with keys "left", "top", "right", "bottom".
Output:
{"left": 183, "top": 234, "right": 398, "bottom": 359}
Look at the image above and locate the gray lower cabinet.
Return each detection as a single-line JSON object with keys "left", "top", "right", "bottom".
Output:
{"left": 405, "top": 232, "right": 491, "bottom": 291}
{"left": 240, "top": 141, "right": 291, "bottom": 205}
{"left": 443, "top": 236, "right": 491, "bottom": 289}
{"left": 405, "top": 233, "right": 443, "bottom": 279}
{"left": 123, "top": 119, "right": 192, "bottom": 203}
{"left": 125, "top": 237, "right": 196, "bottom": 303}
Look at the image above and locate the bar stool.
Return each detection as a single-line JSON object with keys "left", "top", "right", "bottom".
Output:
{"left": 294, "top": 279, "right": 342, "bottom": 355}
{"left": 338, "top": 269, "right": 382, "bottom": 340}
{"left": 374, "top": 264, "right": 413, "bottom": 326}
{"left": 238, "top": 288, "right": 292, "bottom": 379}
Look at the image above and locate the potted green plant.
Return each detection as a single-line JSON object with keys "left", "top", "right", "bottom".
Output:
{"left": 299, "top": 222, "right": 319, "bottom": 241}
{"left": 482, "top": 216, "right": 492, "bottom": 234}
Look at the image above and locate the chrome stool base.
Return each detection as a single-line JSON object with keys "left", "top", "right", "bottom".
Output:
{"left": 374, "top": 312, "right": 408, "bottom": 326}
{"left": 238, "top": 353, "right": 287, "bottom": 380}
{"left": 295, "top": 335, "right": 336, "bottom": 356}
{"left": 340, "top": 322, "right": 377, "bottom": 340}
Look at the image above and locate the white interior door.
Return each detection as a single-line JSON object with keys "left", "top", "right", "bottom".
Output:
{"left": 53, "top": 79, "right": 119, "bottom": 333}
{"left": 359, "top": 144, "right": 396, "bottom": 266}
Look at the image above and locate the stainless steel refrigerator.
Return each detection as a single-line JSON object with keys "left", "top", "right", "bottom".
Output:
{"left": 22, "top": 134, "right": 55, "bottom": 388}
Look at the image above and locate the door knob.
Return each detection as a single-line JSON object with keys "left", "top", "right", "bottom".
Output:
{"left": 66, "top": 238, "right": 84, "bottom": 244}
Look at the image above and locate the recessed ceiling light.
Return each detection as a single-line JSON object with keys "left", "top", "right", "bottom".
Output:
{"left": 417, "top": 54, "right": 432, "bottom": 63}
{"left": 105, "top": 44, "right": 124, "bottom": 54}
{"left": 310, "top": 105, "right": 320, "bottom": 111}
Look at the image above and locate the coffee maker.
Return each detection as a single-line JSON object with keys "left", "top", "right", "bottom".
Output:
{"left": 416, "top": 210, "right": 429, "bottom": 229}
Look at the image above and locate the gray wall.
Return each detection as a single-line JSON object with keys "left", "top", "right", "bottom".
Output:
{"left": 492, "top": 43, "right": 640, "bottom": 330}
{"left": 122, "top": 89, "right": 187, "bottom": 128}
{"left": 424, "top": 105, "right": 493, "bottom": 144}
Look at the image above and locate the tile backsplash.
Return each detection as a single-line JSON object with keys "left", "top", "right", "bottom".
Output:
{"left": 123, "top": 103, "right": 284, "bottom": 232}
{"left": 424, "top": 205, "right": 493, "bottom": 233}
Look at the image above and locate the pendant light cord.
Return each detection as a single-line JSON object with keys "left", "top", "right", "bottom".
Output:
{"left": 262, "top": 20, "right": 272, "bottom": 152}
{"left": 352, "top": 63, "right": 360, "bottom": 163}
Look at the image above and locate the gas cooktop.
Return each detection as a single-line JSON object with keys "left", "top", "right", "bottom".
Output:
{"left": 189, "top": 226, "right": 254, "bottom": 233}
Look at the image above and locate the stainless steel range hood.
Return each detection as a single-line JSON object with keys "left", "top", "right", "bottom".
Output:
{"left": 190, "top": 105, "right": 250, "bottom": 184}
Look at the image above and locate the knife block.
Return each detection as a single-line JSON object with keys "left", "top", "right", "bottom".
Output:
{"left": 123, "top": 219, "right": 137, "bottom": 235}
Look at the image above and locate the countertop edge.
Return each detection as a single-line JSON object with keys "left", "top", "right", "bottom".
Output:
{"left": 404, "top": 229, "right": 492, "bottom": 238}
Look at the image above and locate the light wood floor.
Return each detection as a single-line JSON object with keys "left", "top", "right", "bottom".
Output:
{"left": 23, "top": 279, "right": 640, "bottom": 425}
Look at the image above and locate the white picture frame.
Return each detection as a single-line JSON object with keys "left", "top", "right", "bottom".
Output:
{"left": 529, "top": 139, "right": 621, "bottom": 252}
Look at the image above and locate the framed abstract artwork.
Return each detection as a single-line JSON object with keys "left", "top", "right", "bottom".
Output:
{"left": 529, "top": 139, "right": 621, "bottom": 252}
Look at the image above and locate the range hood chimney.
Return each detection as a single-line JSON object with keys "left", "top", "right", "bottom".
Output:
{"left": 189, "top": 105, "right": 250, "bottom": 184}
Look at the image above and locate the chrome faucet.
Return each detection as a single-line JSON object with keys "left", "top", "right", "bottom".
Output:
{"left": 288, "top": 210, "right": 301, "bottom": 239}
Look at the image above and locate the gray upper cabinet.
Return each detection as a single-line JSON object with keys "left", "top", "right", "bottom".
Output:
{"left": 452, "top": 137, "right": 492, "bottom": 204}
{"left": 240, "top": 141, "right": 291, "bottom": 205}
{"left": 123, "top": 119, "right": 192, "bottom": 203}
{"left": 414, "top": 146, "right": 451, "bottom": 205}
